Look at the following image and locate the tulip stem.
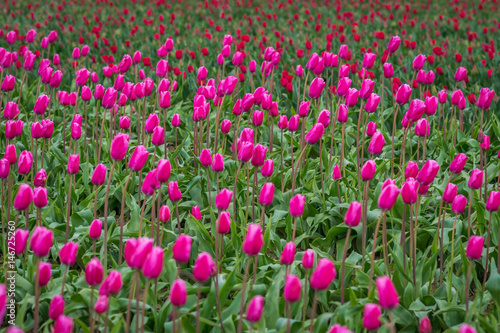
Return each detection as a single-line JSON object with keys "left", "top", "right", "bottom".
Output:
{"left": 195, "top": 282, "right": 202, "bottom": 333}
{"left": 356, "top": 101, "right": 365, "bottom": 190}
{"left": 61, "top": 265, "right": 69, "bottom": 294}
{"left": 280, "top": 130, "right": 284, "bottom": 192}
{"left": 438, "top": 202, "right": 447, "bottom": 283}
{"left": 447, "top": 214, "right": 459, "bottom": 302}
{"left": 382, "top": 211, "right": 390, "bottom": 277}
{"left": 340, "top": 227, "right": 352, "bottom": 304}
{"left": 301, "top": 270, "right": 308, "bottom": 324}
{"left": 361, "top": 181, "right": 369, "bottom": 266}
{"left": 237, "top": 258, "right": 253, "bottom": 333}
{"left": 291, "top": 146, "right": 308, "bottom": 195}
{"left": 368, "top": 211, "right": 385, "bottom": 294}
{"left": 390, "top": 105, "right": 399, "bottom": 178}
{"left": 465, "top": 260, "right": 473, "bottom": 312}
{"left": 244, "top": 163, "right": 251, "bottom": 224}
{"left": 33, "top": 256, "right": 41, "bottom": 333}
{"left": 252, "top": 168, "right": 257, "bottom": 222}
{"left": 467, "top": 188, "right": 473, "bottom": 238}
{"left": 233, "top": 162, "right": 243, "bottom": 227}
{"left": 119, "top": 171, "right": 133, "bottom": 265}
{"left": 103, "top": 161, "right": 117, "bottom": 271}
{"left": 286, "top": 301, "right": 291, "bottom": 333}
{"left": 482, "top": 212, "right": 493, "bottom": 289}
{"left": 292, "top": 216, "right": 298, "bottom": 242}
{"left": 65, "top": 175, "right": 73, "bottom": 242}
{"left": 401, "top": 204, "right": 407, "bottom": 273}
{"left": 90, "top": 286, "right": 95, "bottom": 333}
{"left": 309, "top": 290, "right": 318, "bottom": 333}
{"left": 125, "top": 271, "right": 136, "bottom": 333}
{"left": 138, "top": 197, "right": 147, "bottom": 237}
{"left": 97, "top": 105, "right": 106, "bottom": 164}
{"left": 140, "top": 280, "right": 150, "bottom": 333}
{"left": 175, "top": 202, "right": 181, "bottom": 235}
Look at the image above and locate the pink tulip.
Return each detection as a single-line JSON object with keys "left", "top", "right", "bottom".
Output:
{"left": 38, "top": 261, "right": 52, "bottom": 286}
{"left": 53, "top": 315, "right": 74, "bottom": 333}
{"left": 217, "top": 211, "right": 231, "bottom": 234}
{"left": 466, "top": 236, "right": 484, "bottom": 260}
{"left": 170, "top": 279, "right": 187, "bottom": 306}
{"left": 246, "top": 295, "right": 264, "bottom": 322}
{"left": 14, "top": 184, "right": 33, "bottom": 211}
{"left": 486, "top": 191, "right": 500, "bottom": 212}
{"left": 124, "top": 237, "right": 154, "bottom": 269}
{"left": 242, "top": 224, "right": 264, "bottom": 256}
{"left": 168, "top": 181, "right": 182, "bottom": 201}
{"left": 280, "top": 242, "right": 296, "bottom": 265}
{"left": 258, "top": 183, "right": 275, "bottom": 206}
{"left": 142, "top": 246, "right": 164, "bottom": 279}
{"left": 468, "top": 169, "right": 483, "bottom": 189}
{"left": 387, "top": 36, "right": 401, "bottom": 53}
{"left": 173, "top": 235, "right": 192, "bottom": 263}
{"left": 309, "top": 78, "right": 325, "bottom": 99}
{"left": 305, "top": 123, "right": 325, "bottom": 145}
{"left": 199, "top": 149, "right": 212, "bottom": 167}
{"left": 85, "top": 258, "right": 103, "bottom": 286}
{"left": 216, "top": 188, "right": 233, "bottom": 210}
{"left": 310, "top": 258, "right": 336, "bottom": 290}
{"left": 345, "top": 201, "right": 361, "bottom": 227}
{"left": 289, "top": 194, "right": 305, "bottom": 217}
{"left": 284, "top": 274, "right": 302, "bottom": 302}
{"left": 59, "top": 242, "right": 78, "bottom": 266}
{"left": 376, "top": 276, "right": 399, "bottom": 309}
{"left": 89, "top": 219, "right": 102, "bottom": 239}
{"left": 261, "top": 159, "right": 274, "bottom": 178}
{"left": 49, "top": 295, "right": 65, "bottom": 320}
{"left": 419, "top": 317, "right": 432, "bottom": 333}
{"left": 368, "top": 132, "right": 385, "bottom": 155}
{"left": 13, "top": 229, "right": 29, "bottom": 255}
{"left": 332, "top": 165, "right": 342, "bottom": 180}
{"left": 416, "top": 160, "right": 440, "bottom": 185}
{"left": 110, "top": 133, "right": 130, "bottom": 161}
{"left": 450, "top": 153, "right": 467, "bottom": 174}
{"left": 193, "top": 252, "right": 216, "bottom": 282}
{"left": 443, "top": 183, "right": 458, "bottom": 204}
{"left": 377, "top": 184, "right": 400, "bottom": 211}
{"left": 363, "top": 303, "right": 382, "bottom": 330}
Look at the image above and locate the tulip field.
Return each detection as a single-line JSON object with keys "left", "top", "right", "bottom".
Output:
{"left": 1, "top": 1, "right": 500, "bottom": 332}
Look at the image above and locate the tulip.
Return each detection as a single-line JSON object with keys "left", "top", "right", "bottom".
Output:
{"left": 90, "top": 164, "right": 106, "bottom": 186}
{"left": 416, "top": 160, "right": 440, "bottom": 185}
{"left": 481, "top": 135, "right": 490, "bottom": 151}
{"left": 49, "top": 295, "right": 65, "bottom": 320}
{"left": 414, "top": 118, "right": 429, "bottom": 137}
{"left": 345, "top": 88, "right": 359, "bottom": 107}
{"left": 360, "top": 79, "right": 375, "bottom": 99}
{"left": 344, "top": 201, "right": 361, "bottom": 227}
{"left": 221, "top": 119, "right": 231, "bottom": 134}
{"left": 451, "top": 194, "right": 467, "bottom": 215}
{"left": 468, "top": 169, "right": 483, "bottom": 189}
{"left": 376, "top": 276, "right": 399, "bottom": 309}
{"left": 144, "top": 114, "right": 159, "bottom": 134}
{"left": 151, "top": 126, "right": 165, "bottom": 146}
{"left": 158, "top": 206, "right": 171, "bottom": 223}
{"left": 14, "top": 184, "right": 33, "bottom": 211}
{"left": 318, "top": 110, "right": 331, "bottom": 128}
{"left": 238, "top": 141, "right": 254, "bottom": 162}
{"left": 142, "top": 170, "right": 160, "bottom": 195}
{"left": 308, "top": 78, "right": 325, "bottom": 99}
{"left": 362, "top": 53, "right": 376, "bottom": 69}
{"left": 85, "top": 258, "right": 103, "bottom": 286}
{"left": 172, "top": 235, "right": 192, "bottom": 264}
{"left": 419, "top": 317, "right": 432, "bottom": 333}
{"left": 38, "top": 261, "right": 52, "bottom": 287}
{"left": 67, "top": 155, "right": 80, "bottom": 174}
{"left": 127, "top": 146, "right": 148, "bottom": 172}
{"left": 383, "top": 63, "right": 394, "bottom": 78}
{"left": 288, "top": 115, "right": 299, "bottom": 131}
{"left": 458, "top": 324, "right": 477, "bottom": 333}
{"left": 387, "top": 36, "right": 401, "bottom": 53}
{"left": 190, "top": 206, "right": 201, "bottom": 221}
{"left": 337, "top": 77, "right": 351, "bottom": 97}
{"left": 13, "top": 229, "right": 29, "bottom": 255}
{"left": 278, "top": 115, "right": 288, "bottom": 130}
{"left": 412, "top": 54, "right": 426, "bottom": 70}
{"left": 476, "top": 88, "right": 495, "bottom": 110}
{"left": 168, "top": 181, "right": 182, "bottom": 201}
{"left": 328, "top": 324, "right": 352, "bottom": 333}
{"left": 284, "top": 274, "right": 302, "bottom": 302}
{"left": 298, "top": 101, "right": 309, "bottom": 118}
{"left": 156, "top": 159, "right": 171, "bottom": 183}
{"left": 170, "top": 279, "right": 187, "bottom": 306}
{"left": 89, "top": 219, "right": 102, "bottom": 239}
{"left": 332, "top": 165, "right": 341, "bottom": 180}
{"left": 110, "top": 133, "right": 130, "bottom": 161}
{"left": 142, "top": 246, "right": 164, "bottom": 279}
{"left": 368, "top": 132, "right": 385, "bottom": 155}
{"left": 243, "top": 224, "right": 263, "bottom": 256}
{"left": 258, "top": 183, "right": 275, "bottom": 206}
{"left": 450, "top": 153, "right": 467, "bottom": 174}
{"left": 378, "top": 184, "right": 400, "bottom": 211}
{"left": 396, "top": 84, "right": 412, "bottom": 105}
{"left": 94, "top": 295, "right": 108, "bottom": 314}
{"left": 53, "top": 315, "right": 74, "bottom": 333}
{"left": 124, "top": 237, "right": 154, "bottom": 269}
{"left": 289, "top": 194, "right": 305, "bottom": 217}
{"left": 280, "top": 242, "right": 296, "bottom": 265}
{"left": 18, "top": 151, "right": 33, "bottom": 175}
{"left": 30, "top": 226, "right": 53, "bottom": 257}
{"left": 466, "top": 235, "right": 485, "bottom": 261}
{"left": 486, "top": 191, "right": 500, "bottom": 212}
{"left": 261, "top": 159, "right": 273, "bottom": 178}
{"left": 310, "top": 258, "right": 336, "bottom": 290}
{"left": 359, "top": 160, "right": 376, "bottom": 181}
{"left": 364, "top": 93, "right": 380, "bottom": 113}
{"left": 305, "top": 123, "right": 325, "bottom": 145}
{"left": 212, "top": 154, "right": 224, "bottom": 172}
{"left": 193, "top": 252, "right": 216, "bottom": 282}
{"left": 363, "top": 303, "right": 382, "bottom": 330}
{"left": 401, "top": 179, "right": 418, "bottom": 205}
{"left": 337, "top": 104, "right": 349, "bottom": 123}
{"left": 216, "top": 211, "right": 231, "bottom": 234}
{"left": 216, "top": 188, "right": 233, "bottom": 210}
{"left": 443, "top": 183, "right": 458, "bottom": 203}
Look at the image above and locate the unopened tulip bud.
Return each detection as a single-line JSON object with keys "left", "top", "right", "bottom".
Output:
{"left": 363, "top": 303, "right": 382, "bottom": 330}
{"left": 284, "top": 274, "right": 302, "bottom": 302}
{"left": 466, "top": 236, "right": 484, "bottom": 260}
{"left": 310, "top": 258, "right": 336, "bottom": 290}
{"left": 376, "top": 276, "right": 399, "bottom": 309}
{"left": 170, "top": 279, "right": 187, "bottom": 306}
{"left": 345, "top": 201, "right": 361, "bottom": 227}
{"left": 246, "top": 295, "right": 264, "bottom": 322}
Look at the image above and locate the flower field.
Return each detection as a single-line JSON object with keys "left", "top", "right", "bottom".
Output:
{"left": 1, "top": 0, "right": 500, "bottom": 332}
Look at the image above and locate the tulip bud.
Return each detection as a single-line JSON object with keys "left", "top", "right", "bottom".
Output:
{"left": 485, "top": 191, "right": 500, "bottom": 212}
{"left": 170, "top": 279, "right": 187, "bottom": 306}
{"left": 215, "top": 188, "right": 233, "bottom": 210}
{"left": 318, "top": 110, "right": 331, "bottom": 128}
{"left": 243, "top": 224, "right": 264, "bottom": 256}
{"left": 158, "top": 206, "right": 171, "bottom": 223}
{"left": 419, "top": 317, "right": 432, "bottom": 333}
{"left": 332, "top": 165, "right": 341, "bottom": 180}
{"left": 467, "top": 169, "right": 483, "bottom": 190}
{"left": 124, "top": 237, "right": 154, "bottom": 269}
{"left": 308, "top": 78, "right": 325, "bottom": 99}
{"left": 18, "top": 151, "right": 33, "bottom": 175}
{"left": 302, "top": 249, "right": 315, "bottom": 269}
{"left": 33, "top": 187, "right": 48, "bottom": 208}
{"left": 378, "top": 184, "right": 400, "bottom": 211}
{"left": 405, "top": 161, "right": 419, "bottom": 179}
{"left": 212, "top": 154, "right": 224, "bottom": 172}
{"left": 310, "top": 258, "right": 336, "bottom": 290}
{"left": 91, "top": 164, "right": 107, "bottom": 186}
{"left": 13, "top": 229, "right": 29, "bottom": 255}
{"left": 360, "top": 160, "right": 376, "bottom": 181}
{"left": 199, "top": 149, "right": 212, "bottom": 167}
{"left": 305, "top": 123, "right": 325, "bottom": 145}
{"left": 401, "top": 179, "right": 418, "bottom": 204}
{"left": 54, "top": 315, "right": 74, "bottom": 333}
{"left": 193, "top": 252, "right": 216, "bottom": 282}
{"left": 345, "top": 201, "right": 361, "bottom": 227}
{"left": 89, "top": 219, "right": 102, "bottom": 239}
{"left": 49, "top": 295, "right": 65, "bottom": 320}
{"left": 168, "top": 181, "right": 182, "bottom": 201}
{"left": 416, "top": 160, "right": 440, "bottom": 185}
{"left": 261, "top": 159, "right": 273, "bottom": 178}
{"left": 173, "top": 235, "right": 192, "bottom": 264}
{"left": 238, "top": 141, "right": 254, "bottom": 162}
{"left": 458, "top": 324, "right": 477, "bottom": 333}
{"left": 221, "top": 119, "right": 231, "bottom": 134}
{"left": 192, "top": 206, "right": 202, "bottom": 220}
{"left": 337, "top": 104, "right": 349, "bottom": 123}
{"left": 59, "top": 242, "right": 78, "bottom": 266}
{"left": 67, "top": 154, "right": 80, "bottom": 174}
{"left": 280, "top": 242, "right": 296, "bottom": 265}
{"left": 366, "top": 121, "right": 377, "bottom": 137}
{"left": 368, "top": 132, "right": 385, "bottom": 155}
{"left": 85, "top": 258, "right": 103, "bottom": 286}
{"left": 94, "top": 295, "right": 108, "bottom": 314}
{"left": 259, "top": 183, "right": 275, "bottom": 206}
{"left": 466, "top": 236, "right": 484, "bottom": 260}
{"left": 110, "top": 133, "right": 130, "bottom": 161}
{"left": 246, "top": 295, "right": 264, "bottom": 322}
{"left": 38, "top": 261, "right": 52, "bottom": 287}
{"left": 142, "top": 246, "right": 164, "bottom": 279}
{"left": 289, "top": 194, "right": 305, "bottom": 217}
{"left": 14, "top": 184, "right": 33, "bottom": 211}
{"left": 284, "top": 274, "right": 302, "bottom": 302}
{"left": 120, "top": 116, "right": 131, "bottom": 130}
{"left": 376, "top": 276, "right": 399, "bottom": 309}
{"left": 443, "top": 183, "right": 458, "bottom": 204}
{"left": 363, "top": 303, "right": 382, "bottom": 330}
{"left": 451, "top": 194, "right": 467, "bottom": 214}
